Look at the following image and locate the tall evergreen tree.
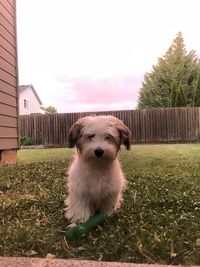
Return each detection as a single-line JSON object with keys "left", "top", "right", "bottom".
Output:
{"left": 192, "top": 66, "right": 200, "bottom": 106}
{"left": 138, "top": 32, "right": 200, "bottom": 108}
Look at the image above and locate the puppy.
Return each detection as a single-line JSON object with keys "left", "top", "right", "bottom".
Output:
{"left": 64, "top": 115, "right": 131, "bottom": 223}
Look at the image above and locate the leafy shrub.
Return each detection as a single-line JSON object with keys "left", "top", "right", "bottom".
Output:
{"left": 20, "top": 136, "right": 35, "bottom": 146}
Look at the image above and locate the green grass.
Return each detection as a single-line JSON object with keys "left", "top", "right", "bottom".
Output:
{"left": 1, "top": 144, "right": 200, "bottom": 264}
{"left": 17, "top": 148, "right": 72, "bottom": 164}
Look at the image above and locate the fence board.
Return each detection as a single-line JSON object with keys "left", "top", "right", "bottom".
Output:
{"left": 19, "top": 107, "right": 200, "bottom": 146}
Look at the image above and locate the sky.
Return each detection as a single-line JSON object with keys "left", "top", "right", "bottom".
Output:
{"left": 16, "top": 0, "right": 200, "bottom": 113}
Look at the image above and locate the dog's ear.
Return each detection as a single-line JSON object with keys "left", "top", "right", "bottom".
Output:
{"left": 114, "top": 118, "right": 131, "bottom": 150}
{"left": 68, "top": 117, "right": 85, "bottom": 148}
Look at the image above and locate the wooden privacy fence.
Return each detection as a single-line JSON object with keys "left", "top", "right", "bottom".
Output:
{"left": 19, "top": 107, "right": 200, "bottom": 146}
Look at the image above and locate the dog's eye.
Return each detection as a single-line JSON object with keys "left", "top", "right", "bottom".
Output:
{"left": 105, "top": 134, "right": 112, "bottom": 141}
{"left": 88, "top": 134, "right": 95, "bottom": 140}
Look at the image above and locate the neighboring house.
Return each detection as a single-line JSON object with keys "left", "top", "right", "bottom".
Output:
{"left": 19, "top": 84, "right": 43, "bottom": 115}
{"left": 0, "top": 0, "right": 19, "bottom": 166}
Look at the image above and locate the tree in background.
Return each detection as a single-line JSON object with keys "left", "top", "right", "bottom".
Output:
{"left": 42, "top": 106, "right": 57, "bottom": 114}
{"left": 192, "top": 66, "right": 200, "bottom": 106}
{"left": 138, "top": 32, "right": 200, "bottom": 108}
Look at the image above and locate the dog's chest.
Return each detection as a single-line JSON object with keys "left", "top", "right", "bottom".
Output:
{"left": 81, "top": 165, "right": 118, "bottom": 199}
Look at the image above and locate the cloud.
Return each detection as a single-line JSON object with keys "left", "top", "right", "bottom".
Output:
{"left": 56, "top": 74, "right": 142, "bottom": 112}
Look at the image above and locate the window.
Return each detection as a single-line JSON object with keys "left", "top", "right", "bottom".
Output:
{"left": 24, "top": 99, "right": 28, "bottom": 109}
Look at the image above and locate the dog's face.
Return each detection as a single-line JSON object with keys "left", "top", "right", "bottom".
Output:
{"left": 68, "top": 116, "right": 131, "bottom": 162}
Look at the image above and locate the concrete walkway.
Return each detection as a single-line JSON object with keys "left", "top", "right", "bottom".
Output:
{"left": 0, "top": 257, "right": 196, "bottom": 267}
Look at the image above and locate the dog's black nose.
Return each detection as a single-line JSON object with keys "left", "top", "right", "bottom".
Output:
{"left": 95, "top": 148, "right": 104, "bottom": 157}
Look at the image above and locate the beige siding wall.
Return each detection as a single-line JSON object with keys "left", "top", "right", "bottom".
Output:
{"left": 0, "top": 0, "right": 19, "bottom": 150}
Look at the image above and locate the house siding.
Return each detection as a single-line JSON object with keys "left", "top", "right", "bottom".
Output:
{"left": 0, "top": 0, "right": 19, "bottom": 150}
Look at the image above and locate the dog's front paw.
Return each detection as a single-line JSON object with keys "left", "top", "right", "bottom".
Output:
{"left": 64, "top": 207, "right": 91, "bottom": 223}
{"left": 63, "top": 199, "right": 91, "bottom": 223}
{"left": 99, "top": 193, "right": 122, "bottom": 216}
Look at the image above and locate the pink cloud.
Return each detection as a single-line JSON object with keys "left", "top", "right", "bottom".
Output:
{"left": 57, "top": 75, "right": 142, "bottom": 106}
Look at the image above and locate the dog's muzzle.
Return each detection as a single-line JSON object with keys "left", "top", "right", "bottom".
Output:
{"left": 94, "top": 148, "right": 104, "bottom": 158}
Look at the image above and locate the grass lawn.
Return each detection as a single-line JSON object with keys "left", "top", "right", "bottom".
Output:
{"left": 1, "top": 144, "right": 200, "bottom": 264}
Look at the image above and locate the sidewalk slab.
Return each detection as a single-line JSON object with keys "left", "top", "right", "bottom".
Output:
{"left": 0, "top": 257, "right": 197, "bottom": 267}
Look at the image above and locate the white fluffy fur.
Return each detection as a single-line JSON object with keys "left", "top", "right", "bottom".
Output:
{"left": 64, "top": 115, "right": 131, "bottom": 223}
